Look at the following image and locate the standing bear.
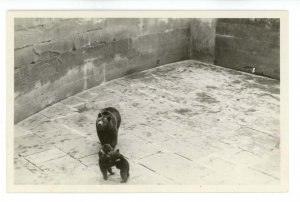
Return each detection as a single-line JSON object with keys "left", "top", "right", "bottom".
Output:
{"left": 98, "top": 144, "right": 115, "bottom": 181}
{"left": 98, "top": 144, "right": 130, "bottom": 183}
{"left": 96, "top": 107, "right": 121, "bottom": 149}
{"left": 109, "top": 148, "right": 130, "bottom": 183}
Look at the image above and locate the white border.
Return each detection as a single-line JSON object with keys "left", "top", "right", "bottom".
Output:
{"left": 0, "top": 0, "right": 299, "bottom": 201}
{"left": 6, "top": 10, "right": 288, "bottom": 193}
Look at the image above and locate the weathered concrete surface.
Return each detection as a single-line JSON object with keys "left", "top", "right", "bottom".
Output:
{"left": 190, "top": 19, "right": 216, "bottom": 64}
{"left": 14, "top": 60, "right": 280, "bottom": 185}
{"left": 14, "top": 18, "right": 280, "bottom": 123}
{"left": 14, "top": 18, "right": 190, "bottom": 123}
{"left": 214, "top": 18, "right": 280, "bottom": 79}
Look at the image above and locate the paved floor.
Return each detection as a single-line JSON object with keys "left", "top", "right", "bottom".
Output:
{"left": 14, "top": 60, "right": 280, "bottom": 185}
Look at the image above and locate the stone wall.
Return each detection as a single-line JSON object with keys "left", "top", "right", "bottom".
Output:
{"left": 190, "top": 19, "right": 217, "bottom": 64}
{"left": 214, "top": 18, "right": 280, "bottom": 79}
{"left": 14, "top": 18, "right": 190, "bottom": 123}
{"left": 14, "top": 18, "right": 280, "bottom": 123}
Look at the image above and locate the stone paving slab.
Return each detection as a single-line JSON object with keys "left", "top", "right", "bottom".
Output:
{"left": 25, "top": 147, "right": 67, "bottom": 165}
{"left": 116, "top": 135, "right": 162, "bottom": 160}
{"left": 139, "top": 151, "right": 214, "bottom": 184}
{"left": 61, "top": 96, "right": 86, "bottom": 107}
{"left": 198, "top": 156, "right": 236, "bottom": 172}
{"left": 55, "top": 113, "right": 98, "bottom": 141}
{"left": 127, "top": 161, "right": 177, "bottom": 185}
{"left": 55, "top": 136, "right": 100, "bottom": 158}
{"left": 14, "top": 156, "right": 50, "bottom": 184}
{"left": 40, "top": 102, "right": 77, "bottom": 120}
{"left": 18, "top": 113, "right": 54, "bottom": 133}
{"left": 75, "top": 90, "right": 98, "bottom": 100}
{"left": 251, "top": 148, "right": 280, "bottom": 179}
{"left": 14, "top": 125, "right": 33, "bottom": 138}
{"left": 14, "top": 60, "right": 280, "bottom": 185}
{"left": 15, "top": 133, "right": 52, "bottom": 157}
{"left": 35, "top": 127, "right": 79, "bottom": 146}
{"left": 79, "top": 153, "right": 99, "bottom": 167}
{"left": 159, "top": 138, "right": 214, "bottom": 161}
{"left": 38, "top": 155, "right": 86, "bottom": 175}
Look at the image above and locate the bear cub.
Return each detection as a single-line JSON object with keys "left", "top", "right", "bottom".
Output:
{"left": 98, "top": 144, "right": 130, "bottom": 183}
{"left": 98, "top": 144, "right": 115, "bottom": 180}
{"left": 96, "top": 107, "right": 121, "bottom": 149}
{"left": 110, "top": 149, "right": 130, "bottom": 183}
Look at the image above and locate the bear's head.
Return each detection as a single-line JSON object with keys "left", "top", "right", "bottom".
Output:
{"left": 102, "top": 144, "right": 113, "bottom": 154}
{"left": 96, "top": 110, "right": 113, "bottom": 129}
{"left": 108, "top": 149, "right": 123, "bottom": 161}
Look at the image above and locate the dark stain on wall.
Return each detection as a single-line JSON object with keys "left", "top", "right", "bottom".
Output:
{"left": 214, "top": 18, "right": 280, "bottom": 79}
{"left": 14, "top": 18, "right": 281, "bottom": 123}
{"left": 190, "top": 19, "right": 216, "bottom": 64}
{"left": 14, "top": 18, "right": 190, "bottom": 122}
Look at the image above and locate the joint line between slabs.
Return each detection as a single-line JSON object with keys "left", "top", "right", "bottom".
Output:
{"left": 174, "top": 152, "right": 193, "bottom": 162}
{"left": 249, "top": 167, "right": 280, "bottom": 180}
{"left": 22, "top": 157, "right": 45, "bottom": 172}
{"left": 138, "top": 163, "right": 156, "bottom": 173}
{"left": 243, "top": 125, "right": 279, "bottom": 139}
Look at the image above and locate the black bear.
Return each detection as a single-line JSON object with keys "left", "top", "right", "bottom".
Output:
{"left": 98, "top": 150, "right": 115, "bottom": 181}
{"left": 109, "top": 149, "right": 130, "bottom": 183}
{"left": 96, "top": 107, "right": 121, "bottom": 149}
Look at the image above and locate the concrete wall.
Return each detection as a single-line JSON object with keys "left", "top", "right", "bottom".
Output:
{"left": 190, "top": 19, "right": 216, "bottom": 64}
{"left": 14, "top": 18, "right": 190, "bottom": 123}
{"left": 14, "top": 18, "right": 280, "bottom": 123}
{"left": 214, "top": 18, "right": 280, "bottom": 79}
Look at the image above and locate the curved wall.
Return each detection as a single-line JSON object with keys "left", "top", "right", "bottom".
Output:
{"left": 14, "top": 18, "right": 279, "bottom": 123}
{"left": 14, "top": 18, "right": 191, "bottom": 123}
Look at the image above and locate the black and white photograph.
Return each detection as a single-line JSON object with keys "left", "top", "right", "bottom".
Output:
{"left": 7, "top": 11, "right": 288, "bottom": 192}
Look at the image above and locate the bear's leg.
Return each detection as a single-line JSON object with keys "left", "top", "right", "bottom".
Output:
{"left": 100, "top": 166, "right": 108, "bottom": 180}
{"left": 120, "top": 170, "right": 128, "bottom": 183}
{"left": 108, "top": 167, "right": 115, "bottom": 175}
